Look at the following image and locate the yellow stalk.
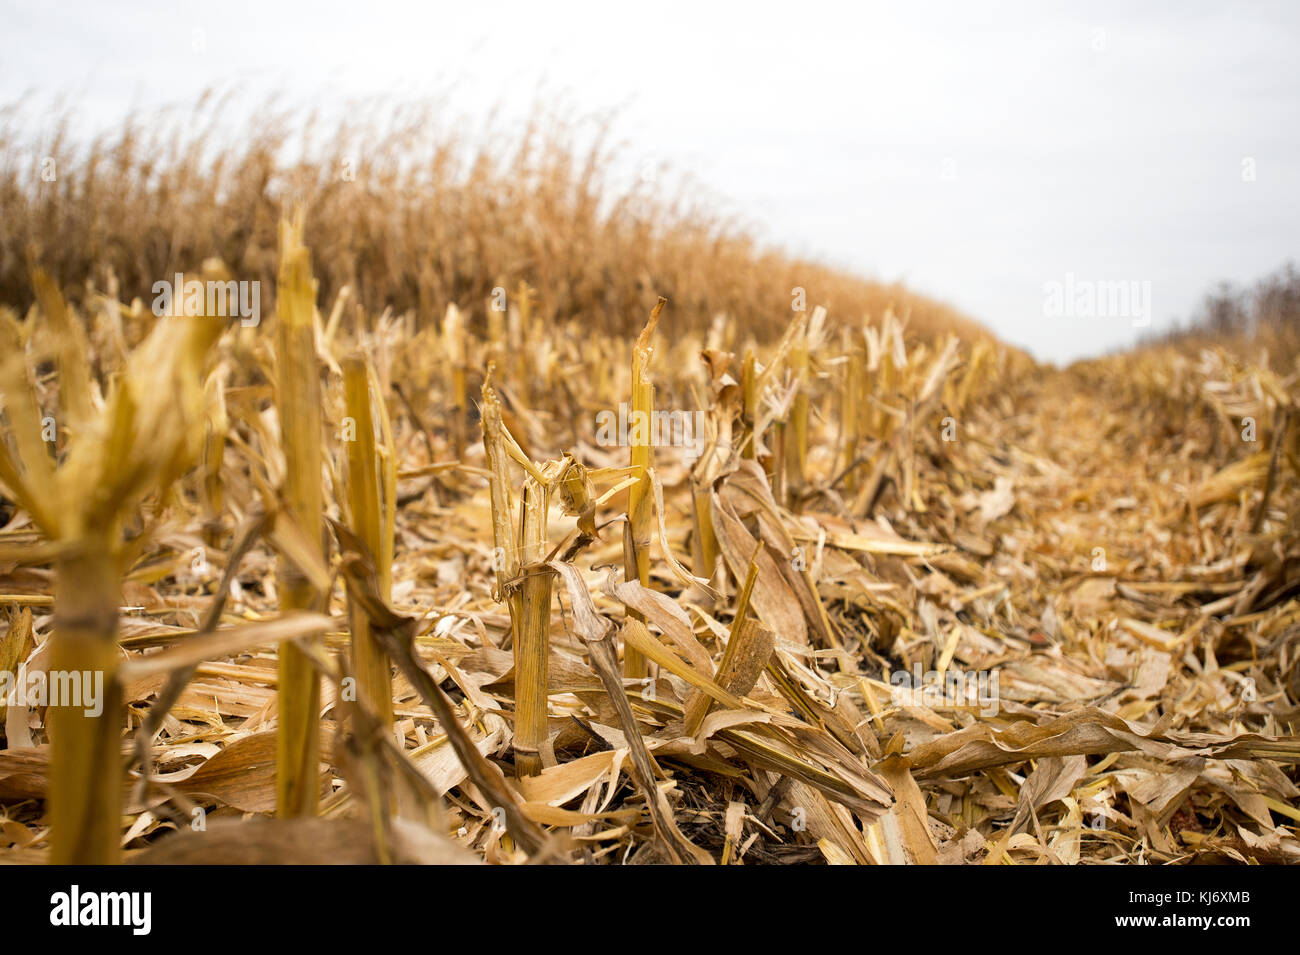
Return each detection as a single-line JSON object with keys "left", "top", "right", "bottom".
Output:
{"left": 26, "top": 270, "right": 222, "bottom": 862}
{"left": 624, "top": 297, "right": 665, "bottom": 678}
{"left": 740, "top": 350, "right": 757, "bottom": 460}
{"left": 200, "top": 375, "right": 229, "bottom": 546}
{"left": 49, "top": 540, "right": 122, "bottom": 864}
{"left": 684, "top": 543, "right": 762, "bottom": 734}
{"left": 513, "top": 478, "right": 554, "bottom": 777}
{"left": 369, "top": 361, "right": 398, "bottom": 580}
{"left": 275, "top": 214, "right": 326, "bottom": 817}
{"left": 443, "top": 303, "right": 467, "bottom": 458}
{"left": 689, "top": 482, "right": 718, "bottom": 580}
{"left": 786, "top": 333, "right": 809, "bottom": 502}
{"left": 841, "top": 337, "right": 864, "bottom": 489}
{"left": 481, "top": 366, "right": 553, "bottom": 777}
{"left": 344, "top": 354, "right": 393, "bottom": 727}
{"left": 771, "top": 419, "right": 787, "bottom": 504}
{"left": 480, "top": 366, "right": 518, "bottom": 595}
{"left": 514, "top": 280, "right": 533, "bottom": 397}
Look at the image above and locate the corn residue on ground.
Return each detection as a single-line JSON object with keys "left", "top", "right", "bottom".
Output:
{"left": 0, "top": 112, "right": 1298, "bottom": 864}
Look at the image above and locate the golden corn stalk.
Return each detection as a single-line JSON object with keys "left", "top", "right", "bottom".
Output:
{"left": 343, "top": 354, "right": 393, "bottom": 727}
{"left": 0, "top": 269, "right": 221, "bottom": 863}
{"left": 623, "top": 297, "right": 665, "bottom": 678}
{"left": 443, "top": 303, "right": 468, "bottom": 459}
{"left": 480, "top": 366, "right": 556, "bottom": 777}
{"left": 274, "top": 215, "right": 327, "bottom": 817}
{"left": 785, "top": 326, "right": 810, "bottom": 505}
{"left": 740, "top": 350, "right": 758, "bottom": 459}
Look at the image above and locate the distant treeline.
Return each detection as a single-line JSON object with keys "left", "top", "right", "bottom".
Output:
{"left": 1142, "top": 263, "right": 1300, "bottom": 348}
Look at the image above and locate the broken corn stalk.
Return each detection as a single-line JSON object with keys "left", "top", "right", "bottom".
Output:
{"left": 481, "top": 365, "right": 555, "bottom": 777}
{"left": 4, "top": 270, "right": 221, "bottom": 862}
{"left": 624, "top": 297, "right": 665, "bottom": 679}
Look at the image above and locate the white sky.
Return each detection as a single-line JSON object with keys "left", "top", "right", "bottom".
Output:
{"left": 3, "top": 0, "right": 1297, "bottom": 363}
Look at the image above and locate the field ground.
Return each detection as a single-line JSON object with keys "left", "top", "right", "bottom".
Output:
{"left": 1, "top": 269, "right": 1296, "bottom": 864}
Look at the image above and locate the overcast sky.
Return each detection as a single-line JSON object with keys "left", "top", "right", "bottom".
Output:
{"left": 2, "top": 0, "right": 1297, "bottom": 363}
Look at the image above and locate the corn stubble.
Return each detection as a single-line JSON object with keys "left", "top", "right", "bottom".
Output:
{"left": 274, "top": 216, "right": 328, "bottom": 818}
{"left": 1, "top": 271, "right": 223, "bottom": 862}
{"left": 622, "top": 299, "right": 663, "bottom": 680}
{"left": 0, "top": 106, "right": 1299, "bottom": 865}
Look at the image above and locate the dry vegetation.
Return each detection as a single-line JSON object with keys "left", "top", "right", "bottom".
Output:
{"left": 0, "top": 101, "right": 1298, "bottom": 865}
{"left": 0, "top": 94, "right": 985, "bottom": 343}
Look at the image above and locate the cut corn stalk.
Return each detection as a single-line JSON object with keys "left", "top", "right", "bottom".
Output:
{"left": 274, "top": 214, "right": 327, "bottom": 817}
{"left": 481, "top": 365, "right": 555, "bottom": 777}
{"left": 343, "top": 353, "right": 393, "bottom": 728}
{"left": 2, "top": 268, "right": 222, "bottom": 862}
{"left": 623, "top": 297, "right": 665, "bottom": 678}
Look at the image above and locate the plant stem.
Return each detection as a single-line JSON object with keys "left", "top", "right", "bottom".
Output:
{"left": 624, "top": 298, "right": 665, "bottom": 678}
{"left": 275, "top": 216, "right": 325, "bottom": 817}
{"left": 50, "top": 541, "right": 122, "bottom": 864}
{"left": 344, "top": 355, "right": 393, "bottom": 728}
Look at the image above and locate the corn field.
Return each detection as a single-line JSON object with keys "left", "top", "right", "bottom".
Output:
{"left": 1, "top": 105, "right": 1299, "bottom": 867}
